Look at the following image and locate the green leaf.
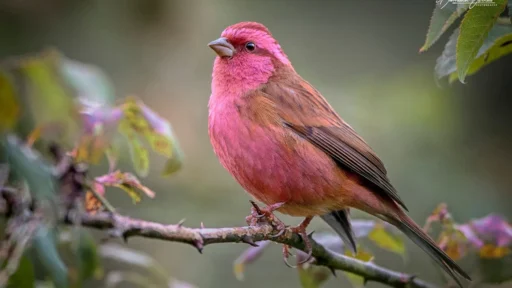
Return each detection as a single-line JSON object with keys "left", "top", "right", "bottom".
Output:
{"left": 479, "top": 253, "right": 512, "bottom": 283}
{"left": 421, "top": 0, "right": 467, "bottom": 52}
{"left": 456, "top": 0, "right": 508, "bottom": 82}
{"left": 0, "top": 71, "right": 20, "bottom": 132}
{"left": 0, "top": 135, "right": 57, "bottom": 200}
{"left": 58, "top": 57, "right": 115, "bottom": 106}
{"left": 119, "top": 127, "right": 150, "bottom": 178}
{"left": 128, "top": 137, "right": 149, "bottom": 177}
{"left": 298, "top": 265, "right": 330, "bottom": 288}
{"left": 368, "top": 223, "right": 405, "bottom": 256}
{"left": 73, "top": 229, "right": 102, "bottom": 284}
{"left": 118, "top": 97, "right": 183, "bottom": 177}
{"left": 436, "top": 24, "right": 512, "bottom": 81}
{"left": 17, "top": 50, "right": 81, "bottom": 147}
{"left": 100, "top": 244, "right": 169, "bottom": 285}
{"left": 32, "top": 227, "right": 68, "bottom": 288}
{"left": 7, "top": 254, "right": 35, "bottom": 288}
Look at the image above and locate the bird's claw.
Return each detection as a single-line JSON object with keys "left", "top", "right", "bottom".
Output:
{"left": 270, "top": 228, "right": 286, "bottom": 238}
{"left": 245, "top": 202, "right": 314, "bottom": 267}
{"left": 282, "top": 217, "right": 314, "bottom": 267}
{"left": 245, "top": 201, "right": 286, "bottom": 233}
{"left": 282, "top": 245, "right": 297, "bottom": 268}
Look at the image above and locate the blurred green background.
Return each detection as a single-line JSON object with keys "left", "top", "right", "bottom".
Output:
{"left": 1, "top": 0, "right": 511, "bottom": 287}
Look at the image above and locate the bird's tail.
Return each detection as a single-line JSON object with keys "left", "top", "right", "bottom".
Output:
{"left": 321, "top": 209, "right": 357, "bottom": 253}
{"left": 387, "top": 212, "right": 471, "bottom": 287}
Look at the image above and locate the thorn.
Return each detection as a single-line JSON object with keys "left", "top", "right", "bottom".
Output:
{"left": 406, "top": 275, "right": 417, "bottom": 283}
{"left": 329, "top": 267, "right": 337, "bottom": 277}
{"left": 241, "top": 235, "right": 259, "bottom": 247}
{"left": 177, "top": 218, "right": 186, "bottom": 227}
{"left": 194, "top": 239, "right": 204, "bottom": 254}
{"left": 307, "top": 230, "right": 315, "bottom": 238}
{"left": 200, "top": 222, "right": 205, "bottom": 229}
{"left": 107, "top": 230, "right": 128, "bottom": 243}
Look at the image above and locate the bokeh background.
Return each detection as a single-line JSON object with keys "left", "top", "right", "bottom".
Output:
{"left": 1, "top": 0, "right": 511, "bottom": 287}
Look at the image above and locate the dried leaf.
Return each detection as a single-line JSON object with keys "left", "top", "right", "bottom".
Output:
{"left": 437, "top": 230, "right": 469, "bottom": 261}
{"left": 118, "top": 97, "right": 183, "bottom": 176}
{"left": 479, "top": 244, "right": 510, "bottom": 259}
{"left": 76, "top": 101, "right": 123, "bottom": 164}
{"left": 85, "top": 191, "right": 103, "bottom": 215}
{"left": 425, "top": 204, "right": 470, "bottom": 260}
{"left": 95, "top": 170, "right": 155, "bottom": 203}
{"left": 426, "top": 206, "right": 512, "bottom": 282}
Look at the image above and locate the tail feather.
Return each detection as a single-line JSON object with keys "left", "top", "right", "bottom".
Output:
{"left": 321, "top": 209, "right": 357, "bottom": 253}
{"left": 389, "top": 214, "right": 471, "bottom": 287}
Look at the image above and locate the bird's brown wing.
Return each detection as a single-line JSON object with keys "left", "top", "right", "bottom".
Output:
{"left": 259, "top": 76, "right": 407, "bottom": 210}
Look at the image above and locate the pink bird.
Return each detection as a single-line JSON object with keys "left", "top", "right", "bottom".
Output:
{"left": 207, "top": 21, "right": 470, "bottom": 286}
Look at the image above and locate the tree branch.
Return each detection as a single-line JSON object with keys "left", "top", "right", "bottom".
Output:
{"left": 0, "top": 139, "right": 438, "bottom": 288}
{"left": 65, "top": 211, "right": 437, "bottom": 288}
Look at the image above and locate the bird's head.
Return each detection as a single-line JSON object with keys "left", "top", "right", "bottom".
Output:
{"left": 209, "top": 22, "right": 290, "bottom": 65}
{"left": 209, "top": 22, "right": 293, "bottom": 96}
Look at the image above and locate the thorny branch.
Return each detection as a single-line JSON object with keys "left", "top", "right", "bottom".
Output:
{"left": 0, "top": 139, "right": 438, "bottom": 288}
{"left": 68, "top": 212, "right": 437, "bottom": 288}
{"left": 0, "top": 200, "right": 437, "bottom": 288}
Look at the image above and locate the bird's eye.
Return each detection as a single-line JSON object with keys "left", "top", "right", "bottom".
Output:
{"left": 245, "top": 42, "right": 256, "bottom": 51}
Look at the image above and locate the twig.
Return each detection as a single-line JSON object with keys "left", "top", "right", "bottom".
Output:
{"left": 0, "top": 189, "right": 40, "bottom": 287}
{"left": 63, "top": 212, "right": 437, "bottom": 288}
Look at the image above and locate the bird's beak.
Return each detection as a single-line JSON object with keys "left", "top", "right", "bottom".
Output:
{"left": 208, "top": 37, "right": 235, "bottom": 58}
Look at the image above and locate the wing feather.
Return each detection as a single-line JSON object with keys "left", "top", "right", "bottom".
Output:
{"left": 254, "top": 75, "right": 407, "bottom": 210}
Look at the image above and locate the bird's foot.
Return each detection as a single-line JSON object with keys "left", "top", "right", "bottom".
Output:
{"left": 245, "top": 200, "right": 287, "bottom": 236}
{"left": 283, "top": 216, "right": 314, "bottom": 268}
